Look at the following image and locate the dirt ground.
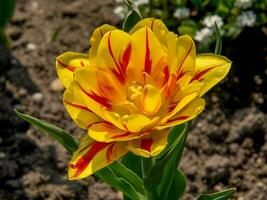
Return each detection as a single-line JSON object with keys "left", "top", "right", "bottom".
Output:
{"left": 0, "top": 0, "right": 266, "bottom": 199}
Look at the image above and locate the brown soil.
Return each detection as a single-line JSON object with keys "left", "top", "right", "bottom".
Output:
{"left": 0, "top": 0, "right": 266, "bottom": 199}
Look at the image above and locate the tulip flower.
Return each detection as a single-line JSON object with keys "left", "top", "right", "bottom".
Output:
{"left": 56, "top": 18, "right": 231, "bottom": 180}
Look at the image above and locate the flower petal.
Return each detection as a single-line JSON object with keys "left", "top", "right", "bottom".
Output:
{"left": 64, "top": 82, "right": 102, "bottom": 129}
{"left": 88, "top": 122, "right": 150, "bottom": 142}
{"left": 192, "top": 54, "right": 232, "bottom": 96}
{"left": 68, "top": 135, "right": 128, "bottom": 180}
{"left": 56, "top": 52, "right": 89, "bottom": 88}
{"left": 74, "top": 68, "right": 127, "bottom": 130}
{"left": 89, "top": 24, "right": 117, "bottom": 61}
{"left": 127, "top": 129, "right": 170, "bottom": 158}
{"left": 97, "top": 30, "right": 132, "bottom": 84}
{"left": 141, "top": 84, "right": 162, "bottom": 116}
{"left": 129, "top": 18, "right": 169, "bottom": 46}
{"left": 174, "top": 35, "right": 196, "bottom": 76}
{"left": 156, "top": 98, "right": 205, "bottom": 130}
{"left": 127, "top": 27, "right": 167, "bottom": 83}
{"left": 121, "top": 114, "right": 159, "bottom": 133}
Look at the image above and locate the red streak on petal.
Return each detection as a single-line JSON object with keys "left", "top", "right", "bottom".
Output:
{"left": 108, "top": 32, "right": 127, "bottom": 83}
{"left": 140, "top": 138, "right": 153, "bottom": 152}
{"left": 144, "top": 29, "right": 152, "bottom": 74}
{"left": 57, "top": 59, "right": 75, "bottom": 72}
{"left": 64, "top": 100, "right": 92, "bottom": 112}
{"left": 177, "top": 43, "right": 193, "bottom": 75}
{"left": 69, "top": 142, "right": 110, "bottom": 178}
{"left": 120, "top": 43, "right": 132, "bottom": 74}
{"left": 99, "top": 27, "right": 104, "bottom": 37}
{"left": 106, "top": 143, "right": 115, "bottom": 162}
{"left": 166, "top": 115, "right": 189, "bottom": 124}
{"left": 111, "top": 132, "right": 131, "bottom": 139}
{"left": 162, "top": 65, "right": 169, "bottom": 87}
{"left": 77, "top": 83, "right": 112, "bottom": 109}
{"left": 80, "top": 61, "right": 85, "bottom": 67}
{"left": 165, "top": 74, "right": 177, "bottom": 99}
{"left": 190, "top": 66, "right": 217, "bottom": 82}
{"left": 150, "top": 18, "right": 155, "bottom": 30}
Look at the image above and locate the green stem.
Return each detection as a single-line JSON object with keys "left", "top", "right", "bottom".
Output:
{"left": 141, "top": 157, "right": 158, "bottom": 200}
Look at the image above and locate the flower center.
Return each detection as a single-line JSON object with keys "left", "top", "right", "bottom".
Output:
{"left": 127, "top": 81, "right": 143, "bottom": 109}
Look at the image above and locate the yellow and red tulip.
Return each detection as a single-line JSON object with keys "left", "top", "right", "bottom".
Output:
{"left": 56, "top": 18, "right": 231, "bottom": 180}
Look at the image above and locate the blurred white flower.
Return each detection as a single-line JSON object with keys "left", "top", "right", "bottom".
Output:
{"left": 236, "top": 11, "right": 256, "bottom": 27}
{"left": 203, "top": 15, "right": 224, "bottom": 28}
{"left": 135, "top": 0, "right": 149, "bottom": 6}
{"left": 115, "top": 0, "right": 123, "bottom": 3}
{"left": 113, "top": 6, "right": 126, "bottom": 19}
{"left": 234, "top": 0, "right": 253, "bottom": 9}
{"left": 194, "top": 28, "right": 213, "bottom": 43}
{"left": 173, "top": 7, "right": 190, "bottom": 19}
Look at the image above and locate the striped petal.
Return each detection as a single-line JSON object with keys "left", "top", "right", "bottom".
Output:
{"left": 74, "top": 68, "right": 127, "bottom": 130}
{"left": 89, "top": 24, "right": 117, "bottom": 61}
{"left": 192, "top": 54, "right": 232, "bottom": 96}
{"left": 156, "top": 98, "right": 205, "bottom": 130}
{"left": 68, "top": 135, "right": 128, "bottom": 180}
{"left": 174, "top": 35, "right": 196, "bottom": 77}
{"left": 97, "top": 30, "right": 132, "bottom": 84}
{"left": 88, "top": 122, "right": 148, "bottom": 142}
{"left": 127, "top": 129, "right": 170, "bottom": 158}
{"left": 64, "top": 82, "right": 102, "bottom": 129}
{"left": 127, "top": 27, "right": 167, "bottom": 83}
{"left": 121, "top": 114, "right": 160, "bottom": 133}
{"left": 129, "top": 18, "right": 169, "bottom": 46}
{"left": 160, "top": 81, "right": 202, "bottom": 125}
{"left": 56, "top": 52, "right": 89, "bottom": 88}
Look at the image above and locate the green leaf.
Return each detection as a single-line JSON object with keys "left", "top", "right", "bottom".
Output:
{"left": 214, "top": 22, "right": 222, "bottom": 55}
{"left": 157, "top": 124, "right": 189, "bottom": 199}
{"left": 122, "top": 0, "right": 142, "bottom": 32}
{"left": 0, "top": 0, "right": 17, "bottom": 29}
{"left": 96, "top": 166, "right": 145, "bottom": 200}
{"left": 109, "top": 161, "right": 145, "bottom": 195}
{"left": 144, "top": 123, "right": 189, "bottom": 187}
{"left": 166, "top": 169, "right": 186, "bottom": 200}
{"left": 121, "top": 152, "right": 143, "bottom": 178}
{"left": 14, "top": 110, "right": 78, "bottom": 153}
{"left": 198, "top": 188, "right": 236, "bottom": 200}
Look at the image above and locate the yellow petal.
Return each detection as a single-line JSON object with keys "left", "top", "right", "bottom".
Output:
{"left": 97, "top": 30, "right": 132, "bottom": 84}
{"left": 64, "top": 82, "right": 102, "bottom": 129}
{"left": 127, "top": 27, "right": 167, "bottom": 83}
{"left": 121, "top": 114, "right": 159, "bottom": 133}
{"left": 129, "top": 18, "right": 169, "bottom": 46}
{"left": 127, "top": 129, "right": 170, "bottom": 158}
{"left": 156, "top": 98, "right": 205, "bottom": 130}
{"left": 193, "top": 54, "right": 232, "bottom": 96}
{"left": 68, "top": 135, "right": 128, "bottom": 180}
{"left": 88, "top": 122, "right": 148, "bottom": 142}
{"left": 74, "top": 68, "right": 126, "bottom": 130}
{"left": 89, "top": 24, "right": 117, "bottom": 61}
{"left": 56, "top": 52, "right": 89, "bottom": 88}
{"left": 141, "top": 84, "right": 162, "bottom": 116}
{"left": 175, "top": 35, "right": 196, "bottom": 76}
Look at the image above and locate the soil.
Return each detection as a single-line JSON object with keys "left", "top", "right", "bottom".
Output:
{"left": 0, "top": 0, "right": 266, "bottom": 199}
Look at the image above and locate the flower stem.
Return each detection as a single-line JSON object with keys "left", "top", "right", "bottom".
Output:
{"left": 141, "top": 157, "right": 158, "bottom": 200}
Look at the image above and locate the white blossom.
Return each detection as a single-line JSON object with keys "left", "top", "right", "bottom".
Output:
{"left": 236, "top": 11, "right": 256, "bottom": 27}
{"left": 173, "top": 7, "right": 190, "bottom": 19}
{"left": 135, "top": 0, "right": 149, "bottom": 6}
{"left": 194, "top": 28, "right": 213, "bottom": 43}
{"left": 113, "top": 6, "right": 126, "bottom": 19}
{"left": 203, "top": 15, "right": 224, "bottom": 28}
{"left": 234, "top": 0, "right": 253, "bottom": 9}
